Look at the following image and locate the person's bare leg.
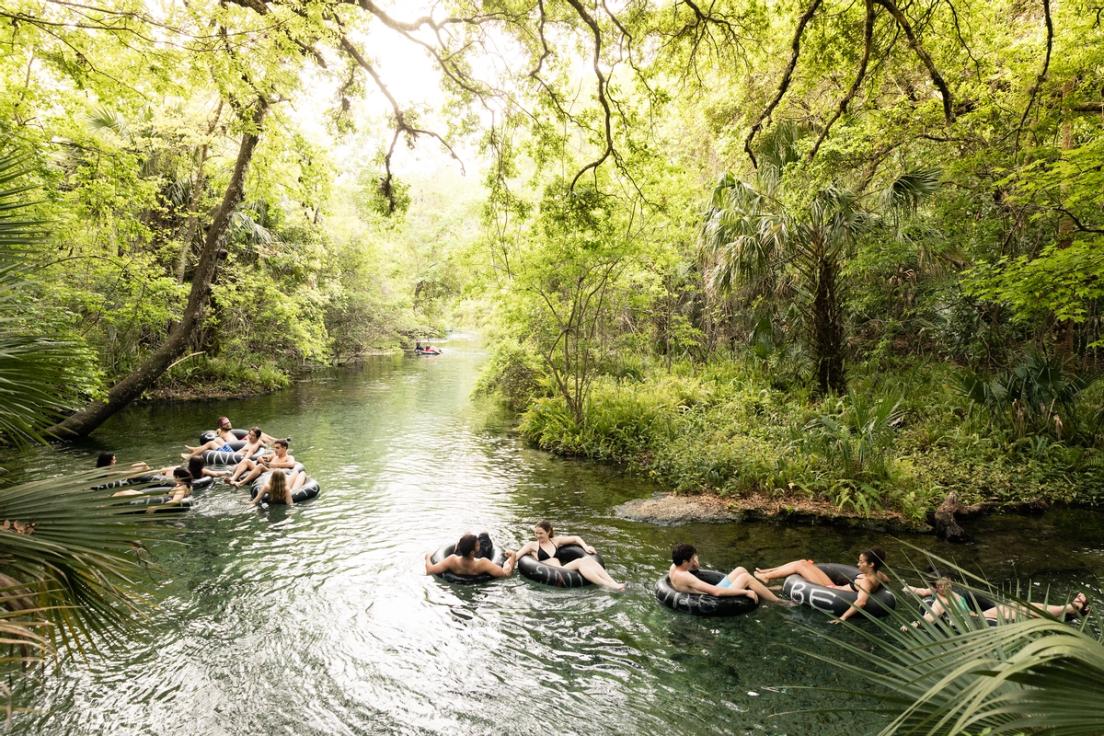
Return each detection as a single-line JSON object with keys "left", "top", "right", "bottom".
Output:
{"left": 727, "top": 567, "right": 790, "bottom": 604}
{"left": 754, "top": 560, "right": 835, "bottom": 587}
{"left": 564, "top": 558, "right": 625, "bottom": 591}
{"left": 183, "top": 439, "right": 221, "bottom": 458}
{"left": 229, "top": 458, "right": 253, "bottom": 484}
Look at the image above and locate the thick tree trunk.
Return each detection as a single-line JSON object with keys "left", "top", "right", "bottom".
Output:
{"left": 48, "top": 102, "right": 268, "bottom": 440}
{"left": 813, "top": 257, "right": 846, "bottom": 395}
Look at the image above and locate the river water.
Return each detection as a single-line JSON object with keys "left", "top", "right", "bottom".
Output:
{"left": 4, "top": 337, "right": 1103, "bottom": 735}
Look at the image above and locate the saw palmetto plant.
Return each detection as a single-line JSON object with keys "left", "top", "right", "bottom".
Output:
{"left": 0, "top": 148, "right": 166, "bottom": 705}
{"left": 804, "top": 551, "right": 1103, "bottom": 736}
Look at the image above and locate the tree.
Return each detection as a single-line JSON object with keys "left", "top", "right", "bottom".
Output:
{"left": 504, "top": 181, "right": 635, "bottom": 425}
{"left": 703, "top": 136, "right": 938, "bottom": 394}
{"left": 48, "top": 102, "right": 269, "bottom": 439}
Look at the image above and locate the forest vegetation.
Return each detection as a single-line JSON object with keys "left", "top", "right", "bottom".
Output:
{"left": 0, "top": 1, "right": 1100, "bottom": 507}
{"left": 0, "top": 2, "right": 1102, "bottom": 729}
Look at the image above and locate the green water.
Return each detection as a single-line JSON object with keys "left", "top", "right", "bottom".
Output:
{"left": 3, "top": 336, "right": 1103, "bottom": 735}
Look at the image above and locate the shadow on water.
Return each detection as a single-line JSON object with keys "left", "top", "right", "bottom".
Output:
{"left": 2, "top": 336, "right": 1102, "bottom": 735}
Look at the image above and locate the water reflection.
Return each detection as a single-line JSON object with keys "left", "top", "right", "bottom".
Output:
{"left": 4, "top": 337, "right": 1102, "bottom": 735}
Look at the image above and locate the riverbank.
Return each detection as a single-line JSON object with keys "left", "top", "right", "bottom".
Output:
{"left": 615, "top": 493, "right": 931, "bottom": 532}
{"left": 147, "top": 350, "right": 407, "bottom": 401}
{"left": 486, "top": 353, "right": 1104, "bottom": 524}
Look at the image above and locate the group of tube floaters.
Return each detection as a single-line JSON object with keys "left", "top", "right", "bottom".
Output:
{"left": 95, "top": 416, "right": 319, "bottom": 511}
{"left": 426, "top": 527, "right": 1092, "bottom": 624}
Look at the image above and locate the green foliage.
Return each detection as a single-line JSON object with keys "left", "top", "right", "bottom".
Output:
{"left": 811, "top": 553, "right": 1104, "bottom": 736}
{"left": 956, "top": 353, "right": 1100, "bottom": 445}
{"left": 474, "top": 341, "right": 547, "bottom": 413}
{"left": 0, "top": 153, "right": 169, "bottom": 706}
{"left": 0, "top": 150, "right": 97, "bottom": 445}
{"left": 965, "top": 239, "right": 1104, "bottom": 339}
{"left": 507, "top": 352, "right": 1100, "bottom": 517}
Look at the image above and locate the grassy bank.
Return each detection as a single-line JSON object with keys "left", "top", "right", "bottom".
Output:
{"left": 482, "top": 352, "right": 1104, "bottom": 521}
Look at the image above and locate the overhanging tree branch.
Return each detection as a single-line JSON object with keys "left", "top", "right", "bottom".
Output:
{"left": 47, "top": 101, "right": 270, "bottom": 440}
{"left": 745, "top": 0, "right": 824, "bottom": 168}
{"left": 810, "top": 0, "right": 875, "bottom": 160}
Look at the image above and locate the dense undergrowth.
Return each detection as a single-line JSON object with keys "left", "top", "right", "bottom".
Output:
{"left": 480, "top": 350, "right": 1104, "bottom": 521}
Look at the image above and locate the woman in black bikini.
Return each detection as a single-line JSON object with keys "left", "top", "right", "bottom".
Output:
{"left": 754, "top": 547, "right": 889, "bottom": 622}
{"left": 515, "top": 521, "right": 625, "bottom": 591}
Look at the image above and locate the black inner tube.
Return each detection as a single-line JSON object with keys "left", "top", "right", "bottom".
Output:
{"left": 517, "top": 544, "right": 605, "bottom": 588}
{"left": 654, "top": 569, "right": 759, "bottom": 616}
{"left": 430, "top": 543, "right": 506, "bottom": 584}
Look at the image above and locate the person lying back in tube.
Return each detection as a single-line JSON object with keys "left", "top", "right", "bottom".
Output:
{"left": 112, "top": 467, "right": 193, "bottom": 505}
{"left": 184, "top": 416, "right": 277, "bottom": 459}
{"left": 669, "top": 544, "right": 789, "bottom": 604}
{"left": 755, "top": 547, "right": 889, "bottom": 623}
{"left": 96, "top": 451, "right": 154, "bottom": 473}
{"left": 424, "top": 533, "right": 517, "bottom": 578}
{"left": 151, "top": 457, "right": 227, "bottom": 481}
{"left": 220, "top": 427, "right": 267, "bottom": 483}
{"left": 902, "top": 577, "right": 1090, "bottom": 628}
{"left": 515, "top": 520, "right": 625, "bottom": 591}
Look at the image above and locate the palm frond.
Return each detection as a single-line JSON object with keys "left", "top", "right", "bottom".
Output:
{"left": 804, "top": 550, "right": 1103, "bottom": 736}
{"left": 0, "top": 468, "right": 168, "bottom": 651}
{"left": 0, "top": 148, "right": 81, "bottom": 446}
{"left": 886, "top": 168, "right": 941, "bottom": 211}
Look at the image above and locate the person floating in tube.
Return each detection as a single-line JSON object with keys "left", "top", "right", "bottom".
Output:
{"left": 514, "top": 520, "right": 625, "bottom": 591}
{"left": 754, "top": 547, "right": 889, "bottom": 623}
{"left": 231, "top": 438, "right": 297, "bottom": 488}
{"left": 424, "top": 533, "right": 516, "bottom": 578}
{"left": 668, "top": 544, "right": 789, "bottom": 604}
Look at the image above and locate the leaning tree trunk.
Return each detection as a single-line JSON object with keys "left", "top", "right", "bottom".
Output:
{"left": 47, "top": 102, "right": 268, "bottom": 440}
{"left": 812, "top": 256, "right": 846, "bottom": 395}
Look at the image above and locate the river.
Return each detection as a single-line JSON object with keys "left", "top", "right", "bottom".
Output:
{"left": 4, "top": 336, "right": 1103, "bottom": 735}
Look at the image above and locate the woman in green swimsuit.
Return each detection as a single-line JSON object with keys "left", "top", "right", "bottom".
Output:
{"left": 902, "top": 577, "right": 971, "bottom": 629}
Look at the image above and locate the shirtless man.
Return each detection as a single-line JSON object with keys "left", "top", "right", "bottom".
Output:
{"left": 668, "top": 544, "right": 789, "bottom": 604}
{"left": 424, "top": 533, "right": 516, "bottom": 578}
{"left": 184, "top": 417, "right": 277, "bottom": 459}
{"left": 231, "top": 438, "right": 297, "bottom": 488}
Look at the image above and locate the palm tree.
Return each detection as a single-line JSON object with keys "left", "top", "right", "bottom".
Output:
{"left": 807, "top": 553, "right": 1104, "bottom": 735}
{"left": 702, "top": 133, "right": 939, "bottom": 394}
{"left": 0, "top": 148, "right": 166, "bottom": 705}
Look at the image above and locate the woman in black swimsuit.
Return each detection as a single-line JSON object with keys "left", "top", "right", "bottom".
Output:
{"left": 754, "top": 547, "right": 889, "bottom": 622}
{"left": 515, "top": 521, "right": 625, "bottom": 591}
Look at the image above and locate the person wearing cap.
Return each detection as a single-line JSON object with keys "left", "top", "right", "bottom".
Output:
{"left": 183, "top": 416, "right": 239, "bottom": 458}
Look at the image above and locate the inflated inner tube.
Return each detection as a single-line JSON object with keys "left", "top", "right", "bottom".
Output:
{"left": 430, "top": 543, "right": 507, "bottom": 584}
{"left": 248, "top": 467, "right": 319, "bottom": 504}
{"left": 198, "top": 427, "right": 249, "bottom": 445}
{"left": 654, "top": 569, "right": 759, "bottom": 616}
{"left": 517, "top": 544, "right": 605, "bottom": 588}
{"left": 250, "top": 478, "right": 320, "bottom": 505}
{"left": 92, "top": 474, "right": 156, "bottom": 490}
{"left": 98, "top": 475, "right": 212, "bottom": 492}
{"left": 415, "top": 348, "right": 441, "bottom": 356}
{"left": 917, "top": 589, "right": 998, "bottom": 617}
{"left": 122, "top": 492, "right": 198, "bottom": 513}
{"left": 782, "top": 563, "right": 897, "bottom": 617}
{"left": 202, "top": 448, "right": 262, "bottom": 466}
